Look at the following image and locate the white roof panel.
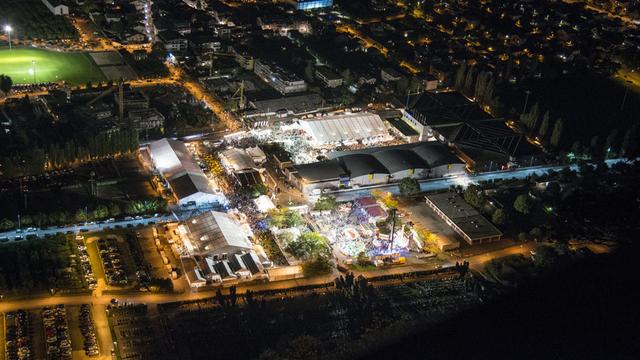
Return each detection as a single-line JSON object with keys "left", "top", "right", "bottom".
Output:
{"left": 300, "top": 112, "right": 388, "bottom": 146}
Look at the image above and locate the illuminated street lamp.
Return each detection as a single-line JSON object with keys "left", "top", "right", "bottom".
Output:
{"left": 4, "top": 25, "right": 12, "bottom": 51}
{"left": 32, "top": 60, "right": 36, "bottom": 83}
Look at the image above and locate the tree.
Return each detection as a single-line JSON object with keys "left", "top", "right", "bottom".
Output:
{"left": 304, "top": 61, "right": 315, "bottom": 83}
{"left": 550, "top": 118, "right": 564, "bottom": 147}
{"left": 604, "top": 128, "right": 619, "bottom": 156}
{"left": 0, "top": 218, "right": 15, "bottom": 231}
{"left": 302, "top": 255, "right": 332, "bottom": 277}
{"left": 621, "top": 124, "right": 639, "bottom": 159}
{"left": 513, "top": 194, "right": 532, "bottom": 214}
{"left": 517, "top": 232, "right": 531, "bottom": 242}
{"left": 491, "top": 208, "right": 507, "bottom": 225}
{"left": 398, "top": 178, "right": 420, "bottom": 197}
{"left": 570, "top": 140, "right": 582, "bottom": 155}
{"left": 454, "top": 62, "right": 467, "bottom": 90}
{"left": 313, "top": 195, "right": 337, "bottom": 211}
{"left": 340, "top": 68, "right": 352, "bottom": 85}
{"left": 285, "top": 232, "right": 330, "bottom": 260}
{"left": 538, "top": 110, "right": 550, "bottom": 138}
{"left": 74, "top": 208, "right": 87, "bottom": 223}
{"left": 0, "top": 75, "right": 13, "bottom": 95}
{"left": 33, "top": 213, "right": 48, "bottom": 227}
{"left": 463, "top": 184, "right": 485, "bottom": 208}
{"left": 356, "top": 251, "right": 372, "bottom": 267}
{"left": 529, "top": 227, "right": 545, "bottom": 241}
{"left": 91, "top": 205, "right": 109, "bottom": 220}
{"left": 20, "top": 215, "right": 33, "bottom": 227}
{"left": 463, "top": 66, "right": 476, "bottom": 95}
{"left": 108, "top": 203, "right": 122, "bottom": 218}
{"left": 268, "top": 209, "right": 304, "bottom": 229}
{"left": 521, "top": 102, "right": 540, "bottom": 130}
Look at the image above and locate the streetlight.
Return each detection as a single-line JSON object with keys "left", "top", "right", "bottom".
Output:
{"left": 4, "top": 25, "right": 12, "bottom": 51}
{"left": 32, "top": 60, "right": 36, "bottom": 83}
{"left": 522, "top": 89, "right": 531, "bottom": 114}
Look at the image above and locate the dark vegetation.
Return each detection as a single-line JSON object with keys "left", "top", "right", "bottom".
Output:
{"left": 0, "top": 96, "right": 139, "bottom": 177}
{"left": 0, "top": 234, "right": 82, "bottom": 292}
{"left": 371, "top": 242, "right": 640, "bottom": 360}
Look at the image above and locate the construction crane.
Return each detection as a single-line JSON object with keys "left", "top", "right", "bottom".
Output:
{"left": 228, "top": 80, "right": 245, "bottom": 111}
{"left": 86, "top": 79, "right": 125, "bottom": 124}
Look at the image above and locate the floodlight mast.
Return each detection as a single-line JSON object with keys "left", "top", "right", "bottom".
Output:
{"left": 4, "top": 25, "right": 12, "bottom": 51}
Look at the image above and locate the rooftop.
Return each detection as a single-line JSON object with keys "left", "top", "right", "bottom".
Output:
{"left": 426, "top": 192, "right": 502, "bottom": 240}
{"left": 406, "top": 91, "right": 494, "bottom": 127}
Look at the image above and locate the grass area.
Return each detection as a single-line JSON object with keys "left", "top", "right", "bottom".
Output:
{"left": 0, "top": 0, "right": 77, "bottom": 40}
{"left": 0, "top": 48, "right": 105, "bottom": 85}
{"left": 349, "top": 263, "right": 377, "bottom": 272}
{"left": 515, "top": 73, "right": 640, "bottom": 149}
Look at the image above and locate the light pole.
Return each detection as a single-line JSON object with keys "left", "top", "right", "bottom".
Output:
{"left": 522, "top": 89, "right": 531, "bottom": 114}
{"left": 4, "top": 25, "right": 11, "bottom": 51}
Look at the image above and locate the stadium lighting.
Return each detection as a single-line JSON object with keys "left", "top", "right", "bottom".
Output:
{"left": 4, "top": 25, "right": 12, "bottom": 51}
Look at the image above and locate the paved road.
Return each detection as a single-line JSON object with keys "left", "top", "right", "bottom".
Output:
{"left": 332, "top": 158, "right": 629, "bottom": 201}
{"left": 0, "top": 241, "right": 541, "bottom": 313}
{"left": 0, "top": 215, "right": 176, "bottom": 243}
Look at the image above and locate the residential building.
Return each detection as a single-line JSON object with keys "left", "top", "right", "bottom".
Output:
{"left": 315, "top": 66, "right": 343, "bottom": 88}
{"left": 254, "top": 60, "right": 307, "bottom": 95}
{"left": 158, "top": 31, "right": 188, "bottom": 52}
{"left": 41, "top": 0, "right": 69, "bottom": 15}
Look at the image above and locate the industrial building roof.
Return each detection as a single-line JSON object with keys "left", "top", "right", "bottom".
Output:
{"left": 148, "top": 138, "right": 202, "bottom": 180}
{"left": 411, "top": 142, "right": 463, "bottom": 167}
{"left": 169, "top": 173, "right": 215, "bottom": 199}
{"left": 438, "top": 119, "right": 539, "bottom": 158}
{"left": 425, "top": 192, "right": 502, "bottom": 240}
{"left": 372, "top": 149, "right": 429, "bottom": 174}
{"left": 338, "top": 154, "right": 389, "bottom": 177}
{"left": 328, "top": 142, "right": 463, "bottom": 173}
{"left": 406, "top": 91, "right": 494, "bottom": 127}
{"left": 299, "top": 112, "right": 388, "bottom": 145}
{"left": 294, "top": 159, "right": 345, "bottom": 182}
{"left": 295, "top": 142, "right": 464, "bottom": 182}
{"left": 221, "top": 148, "right": 256, "bottom": 172}
{"left": 185, "top": 211, "right": 253, "bottom": 255}
{"left": 148, "top": 138, "right": 221, "bottom": 203}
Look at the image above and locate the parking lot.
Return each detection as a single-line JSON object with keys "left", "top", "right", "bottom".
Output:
{"left": 107, "top": 304, "right": 165, "bottom": 360}
{"left": 96, "top": 236, "right": 133, "bottom": 287}
{"left": 3, "top": 304, "right": 104, "bottom": 360}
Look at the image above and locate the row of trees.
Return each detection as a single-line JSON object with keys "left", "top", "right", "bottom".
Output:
{"left": 0, "top": 197, "right": 167, "bottom": 230}
{"left": 453, "top": 63, "right": 498, "bottom": 110}
{"left": 519, "top": 103, "right": 564, "bottom": 147}
{"left": 569, "top": 124, "right": 639, "bottom": 160}
{"left": 1, "top": 130, "right": 139, "bottom": 178}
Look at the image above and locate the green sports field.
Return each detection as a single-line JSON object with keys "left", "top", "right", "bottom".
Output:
{"left": 0, "top": 48, "right": 106, "bottom": 85}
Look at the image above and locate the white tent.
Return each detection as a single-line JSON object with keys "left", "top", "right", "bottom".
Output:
{"left": 148, "top": 138, "right": 226, "bottom": 205}
{"left": 299, "top": 112, "right": 389, "bottom": 147}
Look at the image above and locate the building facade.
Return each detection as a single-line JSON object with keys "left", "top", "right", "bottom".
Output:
{"left": 254, "top": 60, "right": 307, "bottom": 94}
